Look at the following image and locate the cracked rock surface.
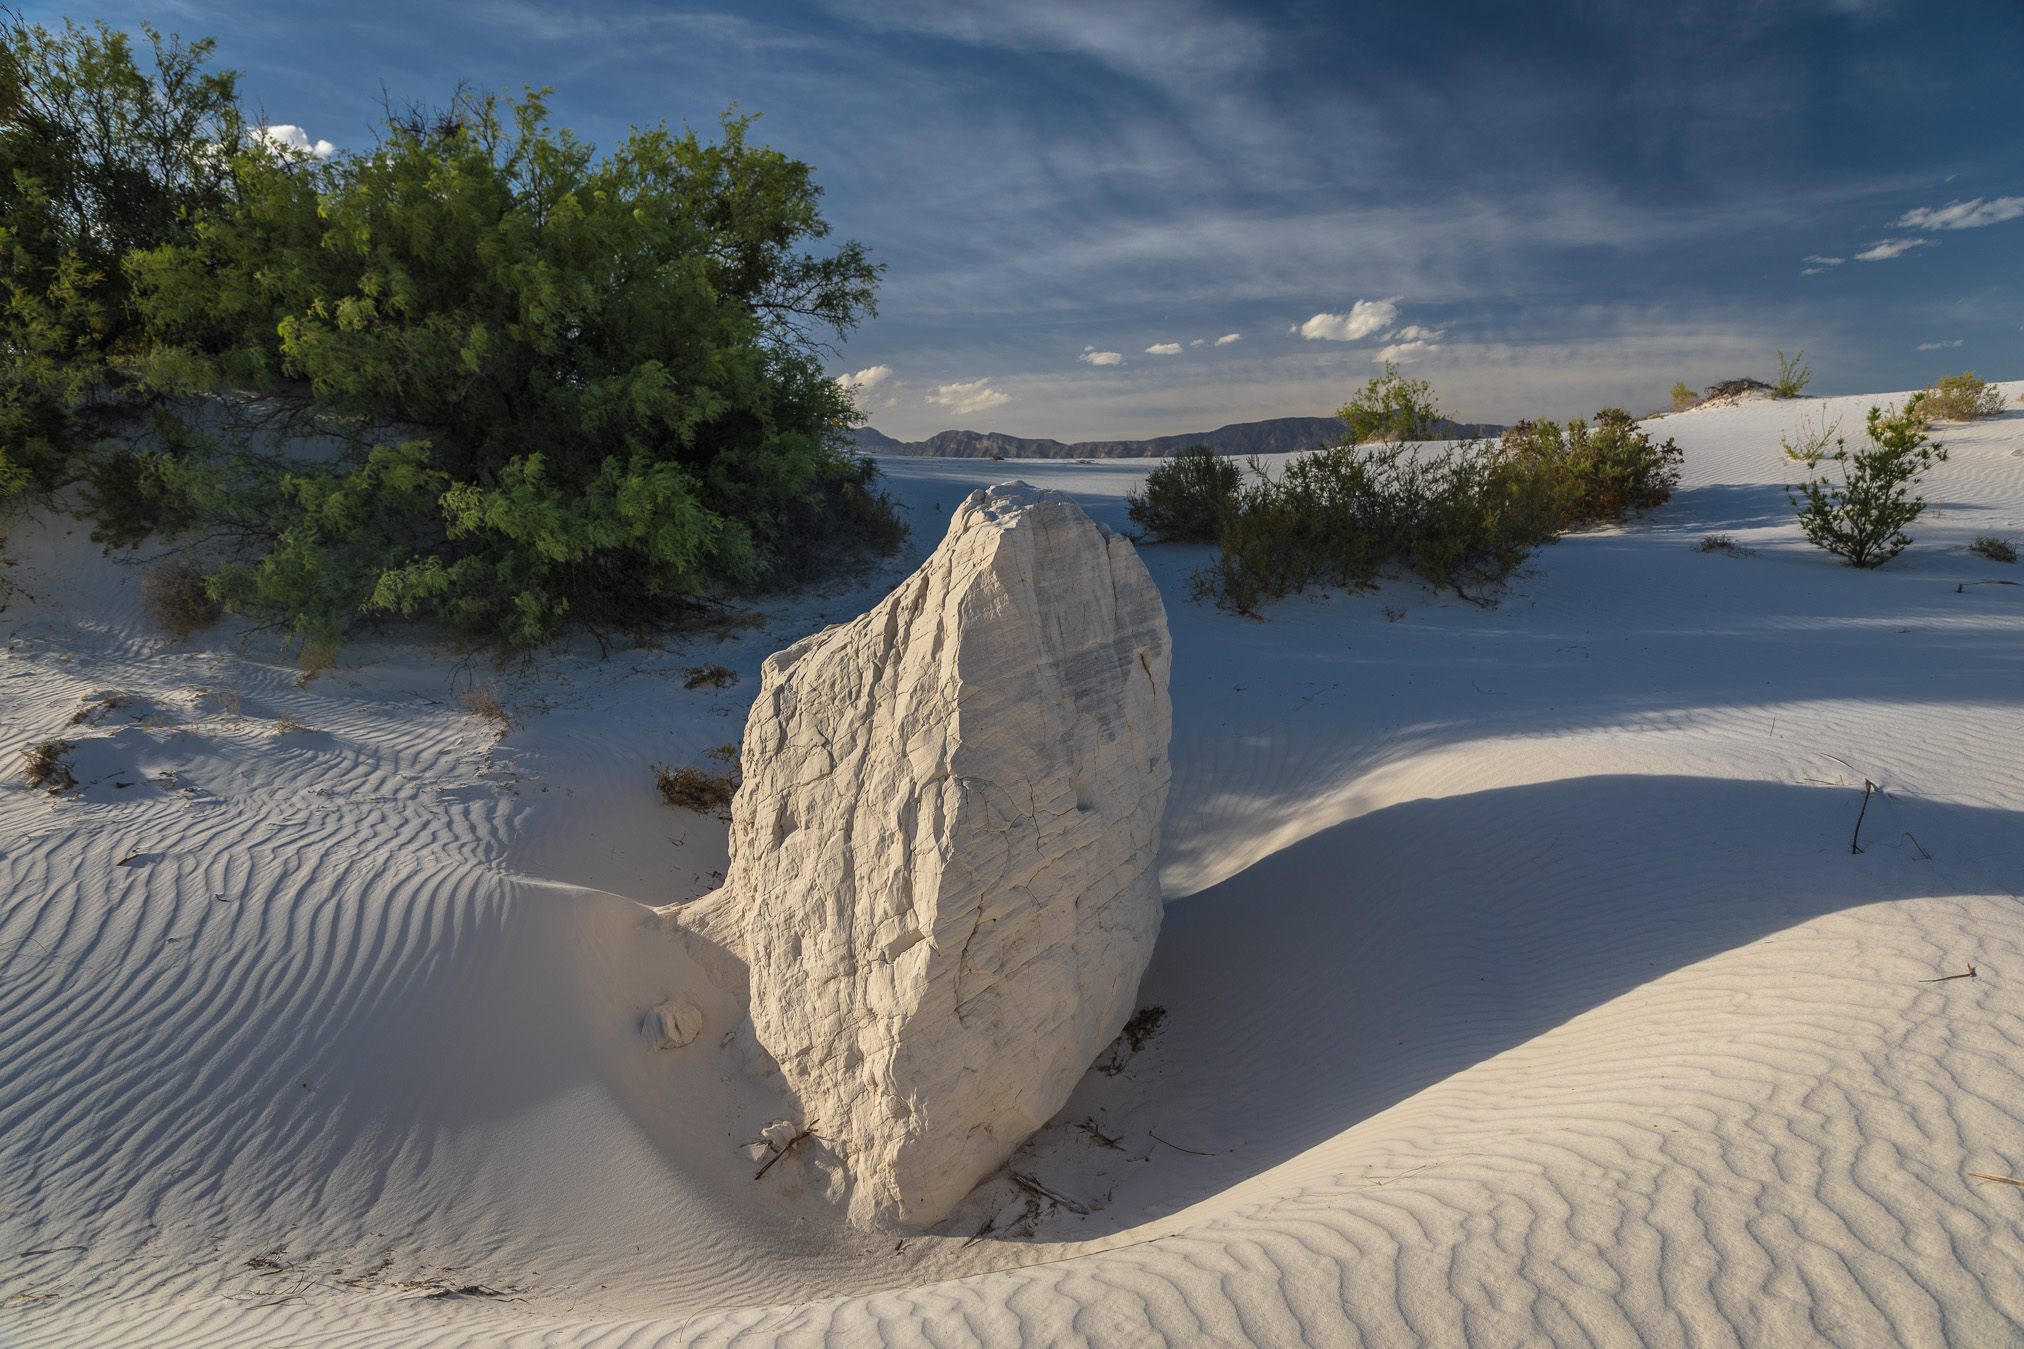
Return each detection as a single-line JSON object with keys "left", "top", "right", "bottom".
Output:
{"left": 687, "top": 482, "right": 1172, "bottom": 1228}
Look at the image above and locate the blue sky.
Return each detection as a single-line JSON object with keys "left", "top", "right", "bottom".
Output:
{"left": 52, "top": 0, "right": 2024, "bottom": 439}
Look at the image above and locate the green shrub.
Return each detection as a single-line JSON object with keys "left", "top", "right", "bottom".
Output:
{"left": 1920, "top": 373, "right": 2006, "bottom": 422}
{"left": 1670, "top": 381, "right": 1700, "bottom": 412}
{"left": 1774, "top": 348, "right": 1812, "bottom": 398}
{"left": 1337, "top": 362, "right": 1445, "bottom": 444}
{"left": 0, "top": 15, "right": 243, "bottom": 499}
{"left": 1126, "top": 443, "right": 1240, "bottom": 542}
{"left": 1779, "top": 407, "right": 1843, "bottom": 471}
{"left": 1193, "top": 400, "right": 1681, "bottom": 616}
{"left": 1500, "top": 408, "right": 1682, "bottom": 524}
{"left": 1968, "top": 535, "right": 2017, "bottom": 563}
{"left": 1786, "top": 395, "right": 1947, "bottom": 567}
{"left": 125, "top": 90, "right": 900, "bottom": 653}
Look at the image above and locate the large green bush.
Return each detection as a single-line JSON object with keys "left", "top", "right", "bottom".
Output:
{"left": 1126, "top": 442, "right": 1239, "bottom": 542}
{"left": 1498, "top": 408, "right": 1682, "bottom": 524}
{"left": 0, "top": 14, "right": 242, "bottom": 533}
{"left": 0, "top": 17, "right": 902, "bottom": 652}
{"left": 129, "top": 90, "right": 896, "bottom": 649}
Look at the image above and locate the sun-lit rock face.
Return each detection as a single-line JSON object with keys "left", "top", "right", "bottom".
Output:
{"left": 695, "top": 482, "right": 1172, "bottom": 1228}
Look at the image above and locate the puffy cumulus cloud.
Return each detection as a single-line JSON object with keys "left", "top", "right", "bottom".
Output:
{"left": 259, "top": 124, "right": 336, "bottom": 159}
{"left": 1214, "top": 333, "right": 1241, "bottom": 345}
{"left": 1295, "top": 298, "right": 1400, "bottom": 342}
{"left": 1145, "top": 342, "right": 1183, "bottom": 355}
{"left": 1895, "top": 197, "right": 2024, "bottom": 231}
{"left": 1915, "top": 338, "right": 1964, "bottom": 350}
{"left": 925, "top": 379, "right": 1010, "bottom": 416}
{"left": 1079, "top": 350, "right": 1124, "bottom": 366}
{"left": 1385, "top": 324, "right": 1445, "bottom": 342}
{"left": 834, "top": 364, "right": 895, "bottom": 394}
{"left": 1372, "top": 339, "right": 1438, "bottom": 364}
{"left": 1854, "top": 238, "right": 1933, "bottom": 261}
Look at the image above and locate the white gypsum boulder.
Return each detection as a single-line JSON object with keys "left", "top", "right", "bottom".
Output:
{"left": 688, "top": 482, "right": 1172, "bottom": 1228}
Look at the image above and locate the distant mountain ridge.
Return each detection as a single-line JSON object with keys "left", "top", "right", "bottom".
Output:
{"left": 851, "top": 415, "right": 1505, "bottom": 459}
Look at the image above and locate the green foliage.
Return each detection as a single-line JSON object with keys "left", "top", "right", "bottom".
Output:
{"left": 1774, "top": 348, "right": 1812, "bottom": 398}
{"left": 1968, "top": 535, "right": 2016, "bottom": 564}
{"left": 1337, "top": 361, "right": 1445, "bottom": 444}
{"left": 1498, "top": 408, "right": 1683, "bottom": 525}
{"left": 1126, "top": 443, "right": 1240, "bottom": 542}
{"left": 0, "top": 12, "right": 242, "bottom": 490}
{"left": 126, "top": 87, "right": 898, "bottom": 651}
{"left": 1778, "top": 406, "right": 1842, "bottom": 471}
{"left": 1920, "top": 372, "right": 2007, "bottom": 422}
{"left": 1670, "top": 381, "right": 1700, "bottom": 412}
{"left": 1786, "top": 395, "right": 1947, "bottom": 568}
{"left": 1194, "top": 401, "right": 1682, "bottom": 616}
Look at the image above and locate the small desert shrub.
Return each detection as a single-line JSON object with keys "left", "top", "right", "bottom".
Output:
{"left": 1787, "top": 394, "right": 1947, "bottom": 568}
{"left": 680, "top": 664, "right": 738, "bottom": 690}
{"left": 1697, "top": 534, "right": 1754, "bottom": 556}
{"left": 1774, "top": 348, "right": 1812, "bottom": 398}
{"left": 1670, "top": 381, "right": 1701, "bottom": 412}
{"left": 22, "top": 739, "right": 76, "bottom": 791}
{"left": 1502, "top": 408, "right": 1684, "bottom": 525}
{"left": 654, "top": 743, "right": 742, "bottom": 815}
{"left": 1969, "top": 535, "right": 2018, "bottom": 563}
{"left": 1193, "top": 406, "right": 1679, "bottom": 615}
{"left": 1126, "top": 443, "right": 1241, "bottom": 542}
{"left": 139, "top": 556, "right": 221, "bottom": 641}
{"left": 1337, "top": 362, "right": 1445, "bottom": 444}
{"left": 1920, "top": 373, "right": 2007, "bottom": 423}
{"left": 1780, "top": 407, "right": 1844, "bottom": 470}
{"left": 458, "top": 682, "right": 514, "bottom": 731}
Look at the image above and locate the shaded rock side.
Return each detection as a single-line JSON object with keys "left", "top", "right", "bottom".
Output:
{"left": 698, "top": 482, "right": 1172, "bottom": 1228}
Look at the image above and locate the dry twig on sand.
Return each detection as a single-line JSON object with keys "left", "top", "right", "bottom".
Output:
{"left": 753, "top": 1121, "right": 819, "bottom": 1180}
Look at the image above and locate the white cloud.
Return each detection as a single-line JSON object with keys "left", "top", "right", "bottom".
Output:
{"left": 1079, "top": 350, "right": 1124, "bottom": 366}
{"left": 1854, "top": 238, "right": 1933, "bottom": 261}
{"left": 1189, "top": 338, "right": 1205, "bottom": 347}
{"left": 925, "top": 379, "right": 1010, "bottom": 416}
{"left": 1372, "top": 340, "right": 1438, "bottom": 364}
{"left": 1804, "top": 255, "right": 1844, "bottom": 266}
{"left": 1145, "top": 342, "right": 1183, "bottom": 355}
{"left": 259, "top": 124, "right": 336, "bottom": 159}
{"left": 834, "top": 364, "right": 895, "bottom": 394}
{"left": 1385, "top": 324, "right": 1445, "bottom": 342}
{"left": 1895, "top": 197, "right": 2024, "bottom": 231}
{"left": 1296, "top": 298, "right": 1400, "bottom": 341}
{"left": 1915, "top": 338, "right": 1964, "bottom": 350}
{"left": 1214, "top": 333, "right": 1241, "bottom": 346}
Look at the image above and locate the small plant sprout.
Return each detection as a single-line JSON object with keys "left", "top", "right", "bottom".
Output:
{"left": 653, "top": 743, "right": 742, "bottom": 816}
{"left": 1779, "top": 407, "right": 1844, "bottom": 470}
{"left": 1786, "top": 393, "right": 1948, "bottom": 568}
{"left": 458, "top": 682, "right": 514, "bottom": 733}
{"left": 1968, "top": 536, "right": 2018, "bottom": 563}
{"left": 1697, "top": 534, "right": 1755, "bottom": 556}
{"left": 21, "top": 739, "right": 77, "bottom": 792}
{"left": 1774, "top": 348, "right": 1813, "bottom": 398}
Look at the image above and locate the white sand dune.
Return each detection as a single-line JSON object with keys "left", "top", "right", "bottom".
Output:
{"left": 3, "top": 386, "right": 2022, "bottom": 1345}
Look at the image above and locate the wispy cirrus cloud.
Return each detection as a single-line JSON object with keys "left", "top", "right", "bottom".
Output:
{"left": 1895, "top": 196, "right": 2024, "bottom": 230}
{"left": 1295, "top": 299, "right": 1400, "bottom": 342}
{"left": 925, "top": 379, "right": 1010, "bottom": 416}
{"left": 1854, "top": 238, "right": 1932, "bottom": 261}
{"left": 1915, "top": 338, "right": 1963, "bottom": 350}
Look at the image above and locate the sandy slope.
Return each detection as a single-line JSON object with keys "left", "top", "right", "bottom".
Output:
{"left": 3, "top": 386, "right": 2022, "bottom": 1346}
